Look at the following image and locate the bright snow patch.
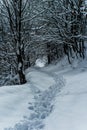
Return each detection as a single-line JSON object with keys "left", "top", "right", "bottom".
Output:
{"left": 43, "top": 63, "right": 87, "bottom": 130}
{"left": 0, "top": 84, "right": 33, "bottom": 130}
{"left": 35, "top": 56, "right": 47, "bottom": 67}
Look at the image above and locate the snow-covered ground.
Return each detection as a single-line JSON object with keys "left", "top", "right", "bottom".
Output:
{"left": 43, "top": 61, "right": 87, "bottom": 130}
{"left": 1, "top": 56, "right": 87, "bottom": 130}
{"left": 0, "top": 84, "right": 33, "bottom": 130}
{"left": 0, "top": 66, "right": 57, "bottom": 130}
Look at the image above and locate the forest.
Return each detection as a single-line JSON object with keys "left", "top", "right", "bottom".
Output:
{"left": 0, "top": 0, "right": 87, "bottom": 86}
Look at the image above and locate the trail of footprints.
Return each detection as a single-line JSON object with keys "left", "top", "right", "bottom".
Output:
{"left": 5, "top": 73, "right": 64, "bottom": 130}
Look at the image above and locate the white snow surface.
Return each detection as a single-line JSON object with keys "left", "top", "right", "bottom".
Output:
{"left": 35, "top": 56, "right": 47, "bottom": 68}
{"left": 1, "top": 56, "right": 87, "bottom": 130}
{"left": 43, "top": 58, "right": 87, "bottom": 130}
{"left": 0, "top": 84, "right": 33, "bottom": 130}
{"left": 0, "top": 67, "right": 56, "bottom": 130}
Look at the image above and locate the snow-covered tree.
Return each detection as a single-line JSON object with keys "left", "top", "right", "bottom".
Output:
{"left": 0, "top": 0, "right": 31, "bottom": 84}
{"left": 0, "top": 0, "right": 86, "bottom": 86}
{"left": 41, "top": 0, "right": 86, "bottom": 63}
{"left": 0, "top": 0, "right": 49, "bottom": 85}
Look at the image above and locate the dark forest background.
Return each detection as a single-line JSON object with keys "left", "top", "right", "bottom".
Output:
{"left": 0, "top": 0, "right": 87, "bottom": 86}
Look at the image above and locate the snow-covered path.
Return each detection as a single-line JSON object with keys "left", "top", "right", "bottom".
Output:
{"left": 43, "top": 68, "right": 87, "bottom": 130}
{"left": 4, "top": 68, "right": 64, "bottom": 130}
{"left": 0, "top": 68, "right": 56, "bottom": 130}
{"left": 1, "top": 59, "right": 87, "bottom": 130}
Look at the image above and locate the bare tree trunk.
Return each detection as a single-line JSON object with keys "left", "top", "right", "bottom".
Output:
{"left": 17, "top": 48, "right": 26, "bottom": 84}
{"left": 17, "top": 0, "right": 26, "bottom": 84}
{"left": 47, "top": 43, "right": 51, "bottom": 64}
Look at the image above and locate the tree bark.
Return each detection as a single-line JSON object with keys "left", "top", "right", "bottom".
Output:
{"left": 17, "top": 48, "right": 26, "bottom": 84}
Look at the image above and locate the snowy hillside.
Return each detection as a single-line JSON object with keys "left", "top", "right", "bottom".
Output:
{"left": 43, "top": 61, "right": 87, "bottom": 130}
{"left": 0, "top": 64, "right": 63, "bottom": 130}
{"left": 0, "top": 57, "right": 87, "bottom": 130}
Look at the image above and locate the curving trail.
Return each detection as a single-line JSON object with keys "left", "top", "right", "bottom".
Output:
{"left": 0, "top": 67, "right": 63, "bottom": 130}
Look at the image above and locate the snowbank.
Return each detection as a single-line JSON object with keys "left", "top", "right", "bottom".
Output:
{"left": 0, "top": 85, "right": 33, "bottom": 130}
{"left": 43, "top": 66, "right": 87, "bottom": 130}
